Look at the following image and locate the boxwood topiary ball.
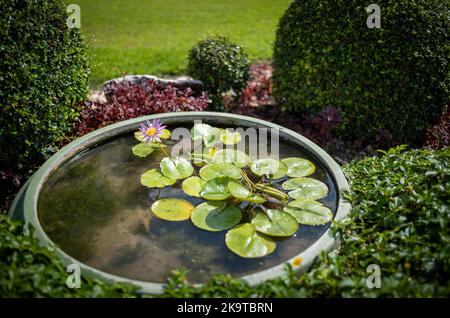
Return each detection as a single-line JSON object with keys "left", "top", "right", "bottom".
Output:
{"left": 272, "top": 0, "right": 449, "bottom": 144}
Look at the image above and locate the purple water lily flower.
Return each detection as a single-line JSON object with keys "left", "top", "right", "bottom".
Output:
{"left": 139, "top": 119, "right": 166, "bottom": 143}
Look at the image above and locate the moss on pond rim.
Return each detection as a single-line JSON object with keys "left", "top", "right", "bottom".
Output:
{"left": 38, "top": 126, "right": 338, "bottom": 284}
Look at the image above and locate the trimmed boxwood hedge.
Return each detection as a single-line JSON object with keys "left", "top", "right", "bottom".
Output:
{"left": 188, "top": 36, "right": 250, "bottom": 111}
{"left": 162, "top": 146, "right": 450, "bottom": 297}
{"left": 2, "top": 146, "right": 448, "bottom": 297}
{"left": 272, "top": 0, "right": 450, "bottom": 144}
{"left": 0, "top": 0, "right": 90, "bottom": 171}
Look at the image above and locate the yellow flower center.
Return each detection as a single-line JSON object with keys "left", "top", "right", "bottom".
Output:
{"left": 146, "top": 127, "right": 157, "bottom": 137}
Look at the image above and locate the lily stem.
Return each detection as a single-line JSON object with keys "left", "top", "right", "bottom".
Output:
{"left": 157, "top": 140, "right": 170, "bottom": 157}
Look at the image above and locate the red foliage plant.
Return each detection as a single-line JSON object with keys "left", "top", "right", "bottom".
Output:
{"left": 238, "top": 63, "right": 274, "bottom": 108}
{"left": 74, "top": 80, "right": 209, "bottom": 137}
{"left": 426, "top": 104, "right": 450, "bottom": 149}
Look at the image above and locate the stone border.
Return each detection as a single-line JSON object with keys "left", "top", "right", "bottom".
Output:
{"left": 9, "top": 111, "right": 352, "bottom": 295}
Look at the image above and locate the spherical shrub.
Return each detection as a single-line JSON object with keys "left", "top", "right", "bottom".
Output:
{"left": 188, "top": 36, "right": 250, "bottom": 110}
{"left": 0, "top": 0, "right": 90, "bottom": 170}
{"left": 272, "top": 0, "right": 450, "bottom": 143}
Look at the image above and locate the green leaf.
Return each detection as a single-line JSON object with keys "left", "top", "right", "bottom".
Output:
{"left": 225, "top": 223, "right": 276, "bottom": 258}
{"left": 245, "top": 194, "right": 267, "bottom": 204}
{"left": 227, "top": 180, "right": 251, "bottom": 199}
{"left": 220, "top": 129, "right": 242, "bottom": 145}
{"left": 212, "top": 149, "right": 250, "bottom": 168}
{"left": 191, "top": 123, "right": 221, "bottom": 147}
{"left": 131, "top": 143, "right": 157, "bottom": 157}
{"left": 134, "top": 131, "right": 145, "bottom": 142}
{"left": 227, "top": 180, "right": 267, "bottom": 203}
{"left": 267, "top": 161, "right": 287, "bottom": 179}
{"left": 199, "top": 163, "right": 242, "bottom": 181}
{"left": 182, "top": 176, "right": 206, "bottom": 197}
{"left": 160, "top": 156, "right": 194, "bottom": 180}
{"left": 282, "top": 177, "right": 328, "bottom": 200}
{"left": 159, "top": 129, "right": 171, "bottom": 139}
{"left": 284, "top": 199, "right": 333, "bottom": 225}
{"left": 281, "top": 157, "right": 316, "bottom": 177}
{"left": 199, "top": 177, "right": 232, "bottom": 200}
{"left": 151, "top": 198, "right": 194, "bottom": 221}
{"left": 251, "top": 158, "right": 285, "bottom": 178}
{"left": 251, "top": 209, "right": 298, "bottom": 237}
{"left": 191, "top": 201, "right": 242, "bottom": 232}
{"left": 140, "top": 169, "right": 176, "bottom": 188}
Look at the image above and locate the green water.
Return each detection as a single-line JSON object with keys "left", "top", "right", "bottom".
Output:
{"left": 38, "top": 131, "right": 337, "bottom": 283}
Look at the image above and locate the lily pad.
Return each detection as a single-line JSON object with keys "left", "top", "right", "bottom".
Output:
{"left": 191, "top": 201, "right": 242, "bottom": 232}
{"left": 160, "top": 156, "right": 194, "bottom": 180}
{"left": 220, "top": 129, "right": 242, "bottom": 145}
{"left": 281, "top": 157, "right": 316, "bottom": 177}
{"left": 132, "top": 143, "right": 157, "bottom": 158}
{"left": 284, "top": 199, "right": 333, "bottom": 225}
{"left": 191, "top": 123, "right": 221, "bottom": 147}
{"left": 251, "top": 209, "right": 298, "bottom": 237}
{"left": 199, "top": 163, "right": 242, "bottom": 181}
{"left": 245, "top": 194, "right": 267, "bottom": 204}
{"left": 282, "top": 177, "right": 329, "bottom": 200}
{"left": 140, "top": 169, "right": 176, "bottom": 188}
{"left": 159, "top": 129, "right": 171, "bottom": 139}
{"left": 134, "top": 131, "right": 146, "bottom": 142}
{"left": 267, "top": 161, "right": 288, "bottom": 179}
{"left": 182, "top": 176, "right": 205, "bottom": 197}
{"left": 225, "top": 223, "right": 276, "bottom": 258}
{"left": 250, "top": 158, "right": 284, "bottom": 178}
{"left": 227, "top": 180, "right": 251, "bottom": 199}
{"left": 212, "top": 149, "right": 250, "bottom": 168}
{"left": 200, "top": 177, "right": 232, "bottom": 200}
{"left": 151, "top": 198, "right": 194, "bottom": 221}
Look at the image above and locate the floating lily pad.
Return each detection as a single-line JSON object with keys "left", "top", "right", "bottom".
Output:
{"left": 140, "top": 169, "right": 176, "bottom": 188}
{"left": 220, "top": 129, "right": 242, "bottom": 145}
{"left": 200, "top": 177, "right": 232, "bottom": 200}
{"left": 191, "top": 123, "right": 221, "bottom": 147}
{"left": 131, "top": 143, "right": 157, "bottom": 157}
{"left": 227, "top": 180, "right": 251, "bottom": 199}
{"left": 284, "top": 199, "right": 333, "bottom": 225}
{"left": 282, "top": 177, "right": 329, "bottom": 200}
{"left": 191, "top": 123, "right": 213, "bottom": 140}
{"left": 251, "top": 209, "right": 298, "bottom": 237}
{"left": 199, "top": 163, "right": 242, "bottom": 181}
{"left": 251, "top": 158, "right": 284, "bottom": 178}
{"left": 182, "top": 176, "right": 206, "bottom": 197}
{"left": 212, "top": 149, "right": 250, "bottom": 168}
{"left": 160, "top": 156, "right": 194, "bottom": 180}
{"left": 134, "top": 131, "right": 146, "bottom": 142}
{"left": 191, "top": 201, "right": 242, "bottom": 232}
{"left": 159, "top": 129, "right": 171, "bottom": 139}
{"left": 267, "top": 161, "right": 287, "bottom": 179}
{"left": 281, "top": 157, "right": 316, "bottom": 177}
{"left": 245, "top": 194, "right": 267, "bottom": 204}
{"left": 151, "top": 198, "right": 194, "bottom": 221}
{"left": 225, "top": 223, "right": 276, "bottom": 258}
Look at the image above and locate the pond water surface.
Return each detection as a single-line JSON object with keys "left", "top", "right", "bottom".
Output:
{"left": 38, "top": 126, "right": 337, "bottom": 283}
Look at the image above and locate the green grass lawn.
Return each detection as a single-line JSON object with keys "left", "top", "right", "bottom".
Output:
{"left": 73, "top": 0, "right": 291, "bottom": 87}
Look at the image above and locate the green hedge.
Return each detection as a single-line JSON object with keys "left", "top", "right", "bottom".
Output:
{"left": 0, "top": 0, "right": 90, "bottom": 170}
{"left": 2, "top": 146, "right": 449, "bottom": 297}
{"left": 0, "top": 214, "right": 138, "bottom": 297}
{"left": 188, "top": 36, "right": 250, "bottom": 111}
{"left": 272, "top": 0, "right": 450, "bottom": 144}
{"left": 162, "top": 146, "right": 450, "bottom": 297}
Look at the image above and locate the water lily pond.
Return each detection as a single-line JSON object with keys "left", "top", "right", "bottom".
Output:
{"left": 38, "top": 123, "right": 337, "bottom": 283}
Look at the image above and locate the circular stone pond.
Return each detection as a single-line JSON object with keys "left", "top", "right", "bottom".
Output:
{"left": 10, "top": 112, "right": 351, "bottom": 294}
